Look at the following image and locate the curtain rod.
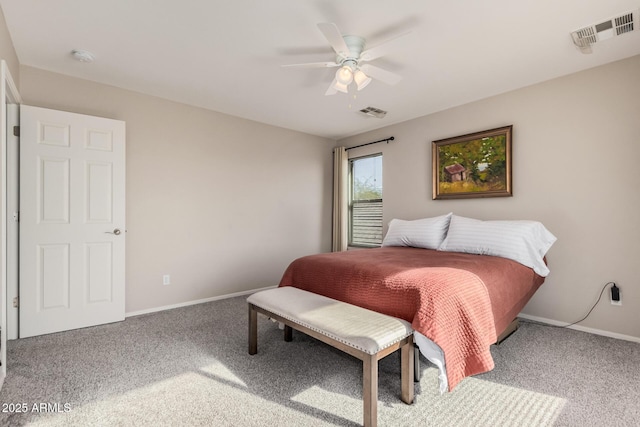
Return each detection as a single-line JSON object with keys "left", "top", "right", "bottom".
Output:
{"left": 345, "top": 136, "right": 394, "bottom": 151}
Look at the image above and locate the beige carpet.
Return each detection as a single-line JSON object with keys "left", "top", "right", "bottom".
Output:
{"left": 1, "top": 295, "right": 638, "bottom": 426}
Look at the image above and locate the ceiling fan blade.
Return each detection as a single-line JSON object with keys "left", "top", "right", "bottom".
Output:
{"left": 359, "top": 31, "right": 411, "bottom": 61}
{"left": 281, "top": 61, "right": 340, "bottom": 68}
{"left": 360, "top": 64, "right": 402, "bottom": 85}
{"left": 317, "top": 23, "right": 350, "bottom": 58}
{"left": 325, "top": 80, "right": 338, "bottom": 96}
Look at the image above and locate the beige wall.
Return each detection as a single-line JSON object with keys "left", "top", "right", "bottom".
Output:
{"left": 339, "top": 55, "right": 640, "bottom": 339}
{"left": 5, "top": 0, "right": 639, "bottom": 337}
{"left": 0, "top": 5, "right": 19, "bottom": 86}
{"left": 20, "top": 66, "right": 334, "bottom": 313}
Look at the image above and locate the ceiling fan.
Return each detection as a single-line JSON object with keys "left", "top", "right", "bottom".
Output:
{"left": 282, "top": 23, "right": 409, "bottom": 95}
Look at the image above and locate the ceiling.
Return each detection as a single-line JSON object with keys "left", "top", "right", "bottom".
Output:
{"left": 2, "top": 0, "right": 640, "bottom": 140}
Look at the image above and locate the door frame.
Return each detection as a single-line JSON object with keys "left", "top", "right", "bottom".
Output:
{"left": 1, "top": 60, "right": 21, "bottom": 386}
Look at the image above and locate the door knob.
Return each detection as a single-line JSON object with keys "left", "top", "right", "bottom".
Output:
{"left": 105, "top": 228, "right": 122, "bottom": 235}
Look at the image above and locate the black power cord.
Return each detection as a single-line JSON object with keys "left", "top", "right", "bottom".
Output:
{"left": 521, "top": 281, "right": 615, "bottom": 329}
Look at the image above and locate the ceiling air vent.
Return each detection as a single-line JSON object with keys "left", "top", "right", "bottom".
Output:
{"left": 359, "top": 106, "right": 387, "bottom": 119}
{"left": 571, "top": 9, "right": 639, "bottom": 53}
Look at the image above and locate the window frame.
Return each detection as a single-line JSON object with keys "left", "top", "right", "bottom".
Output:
{"left": 348, "top": 153, "right": 383, "bottom": 248}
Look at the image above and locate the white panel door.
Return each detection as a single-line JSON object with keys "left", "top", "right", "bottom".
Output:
{"left": 19, "top": 105, "right": 125, "bottom": 338}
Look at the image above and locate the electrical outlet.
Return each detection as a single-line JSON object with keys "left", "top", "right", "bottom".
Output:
{"left": 610, "top": 283, "right": 621, "bottom": 306}
{"left": 163, "top": 274, "right": 171, "bottom": 286}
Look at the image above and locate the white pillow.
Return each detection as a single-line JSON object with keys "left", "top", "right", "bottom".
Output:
{"left": 382, "top": 213, "right": 452, "bottom": 250}
{"left": 438, "top": 215, "right": 556, "bottom": 277}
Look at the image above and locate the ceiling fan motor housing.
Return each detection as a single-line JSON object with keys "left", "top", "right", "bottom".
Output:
{"left": 337, "top": 35, "right": 366, "bottom": 64}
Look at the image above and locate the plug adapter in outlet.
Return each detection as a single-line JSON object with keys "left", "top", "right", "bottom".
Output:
{"left": 610, "top": 283, "right": 621, "bottom": 306}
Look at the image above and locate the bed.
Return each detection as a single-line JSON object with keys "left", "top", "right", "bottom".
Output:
{"left": 277, "top": 214, "right": 555, "bottom": 392}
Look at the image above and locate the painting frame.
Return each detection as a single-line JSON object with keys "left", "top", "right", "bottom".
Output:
{"left": 432, "top": 125, "right": 512, "bottom": 200}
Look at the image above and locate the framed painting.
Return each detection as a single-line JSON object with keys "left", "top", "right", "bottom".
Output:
{"left": 432, "top": 125, "right": 512, "bottom": 200}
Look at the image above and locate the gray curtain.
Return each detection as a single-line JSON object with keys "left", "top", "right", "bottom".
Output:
{"left": 332, "top": 147, "right": 348, "bottom": 251}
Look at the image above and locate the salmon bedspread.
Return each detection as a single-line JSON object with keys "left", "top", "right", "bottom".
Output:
{"left": 278, "top": 247, "right": 544, "bottom": 391}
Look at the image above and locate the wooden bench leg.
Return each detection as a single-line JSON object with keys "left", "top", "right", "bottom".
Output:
{"left": 248, "top": 304, "right": 257, "bottom": 355}
{"left": 401, "top": 337, "right": 415, "bottom": 404}
{"left": 284, "top": 325, "right": 293, "bottom": 342}
{"left": 363, "top": 354, "right": 378, "bottom": 427}
{"left": 414, "top": 345, "right": 421, "bottom": 382}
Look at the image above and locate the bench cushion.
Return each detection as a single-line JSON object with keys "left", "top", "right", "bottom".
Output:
{"left": 248, "top": 287, "right": 413, "bottom": 355}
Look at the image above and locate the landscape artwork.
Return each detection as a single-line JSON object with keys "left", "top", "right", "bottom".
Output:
{"left": 432, "top": 125, "right": 512, "bottom": 200}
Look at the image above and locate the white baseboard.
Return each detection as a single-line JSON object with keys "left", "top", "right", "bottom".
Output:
{"left": 518, "top": 313, "right": 640, "bottom": 343}
{"left": 125, "top": 290, "right": 640, "bottom": 344}
{"left": 125, "top": 285, "right": 277, "bottom": 318}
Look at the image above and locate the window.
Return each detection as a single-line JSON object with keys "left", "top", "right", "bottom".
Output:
{"left": 349, "top": 154, "right": 383, "bottom": 247}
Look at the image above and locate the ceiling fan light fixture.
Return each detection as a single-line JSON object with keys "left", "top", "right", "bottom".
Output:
{"left": 354, "top": 69, "right": 372, "bottom": 91}
{"left": 335, "top": 65, "right": 354, "bottom": 85}
{"left": 333, "top": 80, "right": 349, "bottom": 93}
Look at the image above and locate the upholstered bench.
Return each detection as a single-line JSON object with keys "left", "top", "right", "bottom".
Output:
{"left": 247, "top": 286, "right": 414, "bottom": 427}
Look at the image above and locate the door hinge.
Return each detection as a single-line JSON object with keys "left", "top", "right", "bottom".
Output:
{"left": 13, "top": 126, "right": 20, "bottom": 137}
{"left": 13, "top": 297, "right": 18, "bottom": 308}
{"left": 12, "top": 211, "right": 19, "bottom": 222}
